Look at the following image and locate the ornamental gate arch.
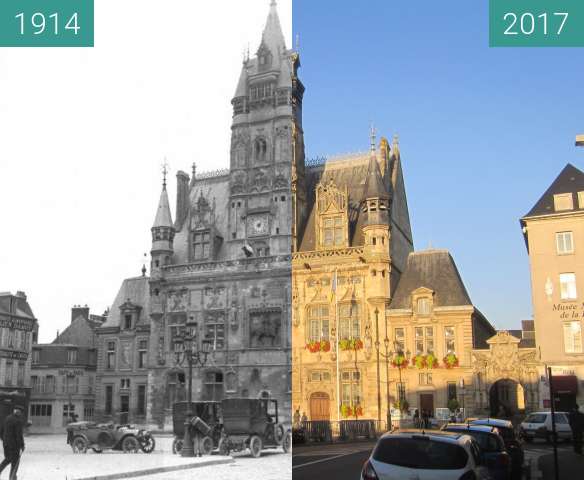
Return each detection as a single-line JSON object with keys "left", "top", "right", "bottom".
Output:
{"left": 472, "top": 331, "right": 539, "bottom": 415}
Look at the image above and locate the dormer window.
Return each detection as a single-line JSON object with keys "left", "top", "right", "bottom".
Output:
{"left": 322, "top": 216, "right": 344, "bottom": 247}
{"left": 416, "top": 297, "right": 431, "bottom": 315}
{"left": 554, "top": 193, "right": 573, "bottom": 211}
{"left": 124, "top": 314, "right": 132, "bottom": 330}
{"left": 193, "top": 230, "right": 211, "bottom": 260}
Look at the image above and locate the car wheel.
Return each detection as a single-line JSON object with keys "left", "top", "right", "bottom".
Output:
{"left": 218, "top": 437, "right": 230, "bottom": 456}
{"left": 71, "top": 436, "right": 88, "bottom": 454}
{"left": 201, "top": 436, "right": 214, "bottom": 455}
{"left": 283, "top": 430, "right": 292, "bottom": 453}
{"left": 122, "top": 435, "right": 140, "bottom": 453}
{"left": 91, "top": 447, "right": 103, "bottom": 453}
{"left": 249, "top": 435, "right": 262, "bottom": 458}
{"left": 140, "top": 434, "right": 156, "bottom": 453}
{"left": 172, "top": 438, "right": 183, "bottom": 455}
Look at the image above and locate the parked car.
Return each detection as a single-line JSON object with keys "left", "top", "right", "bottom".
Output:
{"left": 218, "top": 398, "right": 292, "bottom": 458}
{"left": 442, "top": 424, "right": 511, "bottom": 480}
{"left": 519, "top": 411, "right": 572, "bottom": 443}
{"left": 66, "top": 421, "right": 156, "bottom": 454}
{"left": 469, "top": 418, "right": 524, "bottom": 479}
{"left": 360, "top": 430, "right": 489, "bottom": 480}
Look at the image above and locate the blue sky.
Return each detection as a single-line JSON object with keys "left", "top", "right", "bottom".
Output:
{"left": 294, "top": 0, "right": 584, "bottom": 329}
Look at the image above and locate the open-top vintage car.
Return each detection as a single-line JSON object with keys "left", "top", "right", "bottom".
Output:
{"left": 219, "top": 398, "right": 292, "bottom": 458}
{"left": 66, "top": 421, "right": 156, "bottom": 454}
{"left": 172, "top": 401, "right": 222, "bottom": 455}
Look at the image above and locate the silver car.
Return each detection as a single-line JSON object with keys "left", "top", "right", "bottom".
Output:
{"left": 520, "top": 411, "right": 572, "bottom": 443}
{"left": 361, "top": 430, "right": 489, "bottom": 480}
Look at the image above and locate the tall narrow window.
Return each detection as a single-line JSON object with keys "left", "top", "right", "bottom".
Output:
{"left": 105, "top": 385, "right": 113, "bottom": 415}
{"left": 204, "top": 371, "right": 224, "bottom": 401}
{"left": 124, "top": 314, "right": 132, "bottom": 330}
{"left": 447, "top": 382, "right": 457, "bottom": 401}
{"left": 394, "top": 327, "right": 405, "bottom": 352}
{"left": 137, "top": 385, "right": 146, "bottom": 416}
{"left": 308, "top": 305, "right": 329, "bottom": 342}
{"left": 46, "top": 375, "right": 55, "bottom": 393}
{"left": 5, "top": 361, "right": 13, "bottom": 386}
{"left": 67, "top": 349, "right": 77, "bottom": 364}
{"left": 341, "top": 371, "right": 361, "bottom": 406}
{"left": 205, "top": 313, "right": 225, "bottom": 350}
{"left": 560, "top": 273, "right": 577, "bottom": 300}
{"left": 556, "top": 232, "right": 574, "bottom": 255}
{"left": 17, "top": 362, "right": 25, "bottom": 386}
{"left": 444, "top": 326, "right": 456, "bottom": 354}
{"left": 106, "top": 341, "right": 116, "bottom": 370}
{"left": 339, "top": 303, "right": 360, "bottom": 340}
{"left": 138, "top": 340, "right": 148, "bottom": 369}
{"left": 563, "top": 321, "right": 582, "bottom": 353}
{"left": 193, "top": 231, "right": 211, "bottom": 260}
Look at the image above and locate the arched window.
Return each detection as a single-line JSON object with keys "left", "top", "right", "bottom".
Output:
{"left": 254, "top": 138, "right": 268, "bottom": 164}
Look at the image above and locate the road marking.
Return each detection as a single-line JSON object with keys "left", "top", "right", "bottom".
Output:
{"left": 293, "top": 451, "right": 367, "bottom": 469}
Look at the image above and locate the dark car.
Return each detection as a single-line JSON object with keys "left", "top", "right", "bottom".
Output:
{"left": 469, "top": 418, "right": 524, "bottom": 478}
{"left": 66, "top": 421, "right": 155, "bottom": 454}
{"left": 442, "top": 424, "right": 511, "bottom": 480}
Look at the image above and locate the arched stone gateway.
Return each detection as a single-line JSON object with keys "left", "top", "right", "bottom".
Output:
{"left": 472, "top": 331, "right": 539, "bottom": 416}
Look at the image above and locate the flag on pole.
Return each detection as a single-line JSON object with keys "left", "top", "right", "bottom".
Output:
{"left": 329, "top": 270, "right": 337, "bottom": 303}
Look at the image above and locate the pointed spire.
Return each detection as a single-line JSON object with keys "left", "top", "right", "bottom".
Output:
{"left": 363, "top": 153, "right": 388, "bottom": 201}
{"left": 260, "top": 0, "right": 286, "bottom": 55}
{"left": 370, "top": 123, "right": 377, "bottom": 154}
{"left": 153, "top": 163, "right": 173, "bottom": 229}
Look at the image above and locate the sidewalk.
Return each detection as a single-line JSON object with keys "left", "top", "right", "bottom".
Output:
{"left": 537, "top": 451, "right": 584, "bottom": 479}
{"left": 18, "top": 434, "right": 233, "bottom": 480}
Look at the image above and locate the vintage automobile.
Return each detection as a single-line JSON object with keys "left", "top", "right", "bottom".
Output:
{"left": 171, "top": 401, "right": 222, "bottom": 455}
{"left": 66, "top": 421, "right": 156, "bottom": 454}
{"left": 218, "top": 398, "right": 292, "bottom": 458}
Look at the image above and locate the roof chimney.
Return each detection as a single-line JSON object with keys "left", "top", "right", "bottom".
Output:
{"left": 175, "top": 170, "right": 190, "bottom": 229}
{"left": 15, "top": 291, "right": 26, "bottom": 299}
{"left": 71, "top": 305, "right": 90, "bottom": 323}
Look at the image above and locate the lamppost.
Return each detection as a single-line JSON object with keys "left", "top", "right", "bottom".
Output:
{"left": 65, "top": 371, "right": 76, "bottom": 423}
{"left": 389, "top": 344, "right": 410, "bottom": 408}
{"left": 173, "top": 323, "right": 212, "bottom": 457}
{"left": 373, "top": 308, "right": 394, "bottom": 431}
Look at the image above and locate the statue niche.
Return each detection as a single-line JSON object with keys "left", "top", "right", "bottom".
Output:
{"left": 249, "top": 310, "right": 281, "bottom": 348}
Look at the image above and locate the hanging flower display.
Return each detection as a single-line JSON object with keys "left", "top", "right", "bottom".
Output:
{"left": 338, "top": 338, "right": 364, "bottom": 351}
{"left": 340, "top": 404, "right": 353, "bottom": 418}
{"left": 391, "top": 353, "right": 408, "bottom": 368}
{"left": 305, "top": 340, "right": 331, "bottom": 353}
{"left": 426, "top": 353, "right": 439, "bottom": 368}
{"left": 354, "top": 405, "right": 363, "bottom": 417}
{"left": 413, "top": 355, "right": 426, "bottom": 369}
{"left": 443, "top": 352, "right": 459, "bottom": 368}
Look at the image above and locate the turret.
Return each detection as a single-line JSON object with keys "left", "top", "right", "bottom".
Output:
{"left": 151, "top": 167, "right": 175, "bottom": 274}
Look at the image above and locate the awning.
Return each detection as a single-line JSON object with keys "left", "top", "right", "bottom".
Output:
{"left": 551, "top": 375, "right": 578, "bottom": 394}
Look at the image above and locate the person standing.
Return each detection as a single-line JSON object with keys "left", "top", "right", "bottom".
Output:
{"left": 0, "top": 406, "right": 25, "bottom": 480}
{"left": 568, "top": 403, "right": 584, "bottom": 455}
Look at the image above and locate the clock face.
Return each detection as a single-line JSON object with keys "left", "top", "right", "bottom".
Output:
{"left": 247, "top": 214, "right": 269, "bottom": 237}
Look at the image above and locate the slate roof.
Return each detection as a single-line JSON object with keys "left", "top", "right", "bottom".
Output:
{"left": 101, "top": 276, "right": 150, "bottom": 328}
{"left": 507, "top": 329, "right": 536, "bottom": 348}
{"left": 523, "top": 163, "right": 584, "bottom": 218}
{"left": 389, "top": 249, "right": 472, "bottom": 309}
{"left": 0, "top": 292, "right": 36, "bottom": 319}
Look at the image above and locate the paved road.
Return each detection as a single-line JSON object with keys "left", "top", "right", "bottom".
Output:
{"left": 293, "top": 442, "right": 376, "bottom": 480}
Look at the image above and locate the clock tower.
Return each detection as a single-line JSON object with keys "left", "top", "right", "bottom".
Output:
{"left": 228, "top": 0, "right": 299, "bottom": 258}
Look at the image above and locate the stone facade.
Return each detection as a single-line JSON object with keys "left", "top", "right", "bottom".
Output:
{"left": 521, "top": 163, "right": 584, "bottom": 410}
{"left": 95, "top": 3, "right": 293, "bottom": 429}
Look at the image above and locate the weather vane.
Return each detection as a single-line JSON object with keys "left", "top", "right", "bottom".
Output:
{"left": 162, "top": 158, "right": 170, "bottom": 190}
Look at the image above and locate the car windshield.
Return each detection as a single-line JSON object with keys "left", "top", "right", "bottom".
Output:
{"left": 445, "top": 430, "right": 502, "bottom": 452}
{"left": 525, "top": 414, "right": 546, "bottom": 424}
{"left": 373, "top": 437, "right": 469, "bottom": 470}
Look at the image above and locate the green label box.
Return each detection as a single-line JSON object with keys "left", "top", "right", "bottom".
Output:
{"left": 490, "top": 0, "right": 584, "bottom": 47}
{"left": 0, "top": 0, "right": 94, "bottom": 47}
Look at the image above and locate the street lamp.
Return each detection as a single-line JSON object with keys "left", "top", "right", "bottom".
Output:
{"left": 173, "top": 323, "right": 213, "bottom": 457}
{"left": 373, "top": 308, "right": 393, "bottom": 431}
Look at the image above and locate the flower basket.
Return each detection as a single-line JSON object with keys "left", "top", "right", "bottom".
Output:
{"left": 391, "top": 354, "right": 409, "bottom": 368}
{"left": 443, "top": 353, "right": 459, "bottom": 368}
{"left": 339, "top": 338, "right": 363, "bottom": 351}
{"left": 354, "top": 405, "right": 363, "bottom": 417}
{"left": 340, "top": 404, "right": 353, "bottom": 418}
{"left": 426, "top": 354, "right": 439, "bottom": 369}
{"left": 413, "top": 355, "right": 427, "bottom": 369}
{"left": 305, "top": 340, "right": 331, "bottom": 353}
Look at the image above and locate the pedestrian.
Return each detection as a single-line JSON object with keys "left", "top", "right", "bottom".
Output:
{"left": 422, "top": 410, "right": 429, "bottom": 429}
{"left": 293, "top": 408, "right": 300, "bottom": 428}
{"left": 413, "top": 409, "right": 420, "bottom": 428}
{"left": 301, "top": 411, "right": 308, "bottom": 425}
{"left": 0, "top": 406, "right": 25, "bottom": 480}
{"left": 568, "top": 403, "right": 584, "bottom": 455}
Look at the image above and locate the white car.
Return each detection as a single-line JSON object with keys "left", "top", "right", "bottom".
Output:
{"left": 519, "top": 411, "right": 572, "bottom": 443}
{"left": 360, "top": 430, "right": 489, "bottom": 480}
